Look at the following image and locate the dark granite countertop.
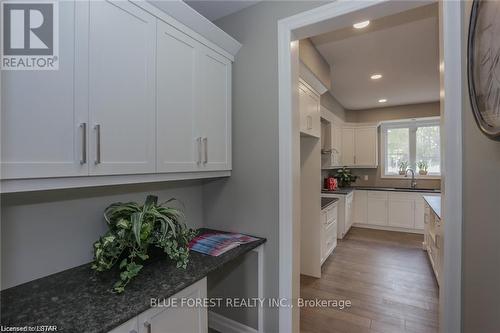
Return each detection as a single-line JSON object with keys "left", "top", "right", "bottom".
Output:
{"left": 321, "top": 187, "right": 354, "bottom": 195}
{"left": 423, "top": 195, "right": 441, "bottom": 219}
{"left": 321, "top": 197, "right": 338, "bottom": 210}
{"left": 0, "top": 228, "right": 266, "bottom": 333}
{"left": 322, "top": 186, "right": 440, "bottom": 195}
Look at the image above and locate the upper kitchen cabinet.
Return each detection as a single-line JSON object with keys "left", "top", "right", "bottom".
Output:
{"left": 1, "top": 1, "right": 86, "bottom": 179}
{"left": 88, "top": 0, "right": 156, "bottom": 175}
{"left": 299, "top": 80, "right": 321, "bottom": 138}
{"left": 195, "top": 45, "right": 232, "bottom": 171}
{"left": 0, "top": 0, "right": 241, "bottom": 192}
{"left": 156, "top": 20, "right": 199, "bottom": 173}
{"left": 341, "top": 125, "right": 378, "bottom": 168}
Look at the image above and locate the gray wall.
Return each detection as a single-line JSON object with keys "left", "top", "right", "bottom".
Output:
{"left": 203, "top": 2, "right": 328, "bottom": 331}
{"left": 1, "top": 181, "right": 204, "bottom": 289}
{"left": 462, "top": 2, "right": 500, "bottom": 331}
{"left": 321, "top": 92, "right": 347, "bottom": 121}
{"left": 346, "top": 101, "right": 440, "bottom": 123}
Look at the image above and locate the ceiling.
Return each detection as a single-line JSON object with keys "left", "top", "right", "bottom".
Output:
{"left": 311, "top": 4, "right": 440, "bottom": 110}
{"left": 184, "top": 1, "right": 260, "bottom": 21}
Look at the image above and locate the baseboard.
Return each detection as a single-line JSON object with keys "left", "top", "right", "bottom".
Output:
{"left": 352, "top": 223, "right": 424, "bottom": 234}
{"left": 208, "top": 311, "right": 258, "bottom": 333}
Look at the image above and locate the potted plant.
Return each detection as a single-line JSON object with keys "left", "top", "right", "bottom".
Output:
{"left": 417, "top": 160, "right": 429, "bottom": 175}
{"left": 334, "top": 167, "right": 358, "bottom": 187}
{"left": 91, "top": 195, "right": 197, "bottom": 293}
{"left": 398, "top": 160, "right": 409, "bottom": 175}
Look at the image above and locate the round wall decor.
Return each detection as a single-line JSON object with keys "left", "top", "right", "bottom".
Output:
{"left": 468, "top": 0, "right": 500, "bottom": 140}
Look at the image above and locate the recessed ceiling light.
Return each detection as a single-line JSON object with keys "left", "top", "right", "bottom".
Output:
{"left": 370, "top": 74, "right": 383, "bottom": 80}
{"left": 353, "top": 20, "right": 370, "bottom": 29}
{"left": 378, "top": 99, "right": 387, "bottom": 103}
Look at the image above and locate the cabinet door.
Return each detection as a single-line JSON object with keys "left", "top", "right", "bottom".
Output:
{"left": 414, "top": 195, "right": 425, "bottom": 230}
{"left": 156, "top": 21, "right": 199, "bottom": 172}
{"left": 88, "top": 1, "right": 156, "bottom": 175}
{"left": 138, "top": 278, "right": 208, "bottom": 333}
{"left": 1, "top": 1, "right": 88, "bottom": 179}
{"left": 332, "top": 122, "right": 343, "bottom": 166}
{"left": 366, "top": 192, "right": 388, "bottom": 225}
{"left": 195, "top": 46, "right": 231, "bottom": 171}
{"left": 355, "top": 127, "right": 377, "bottom": 166}
{"left": 353, "top": 190, "right": 367, "bottom": 224}
{"left": 298, "top": 81, "right": 320, "bottom": 138}
{"left": 345, "top": 193, "right": 354, "bottom": 230}
{"left": 388, "top": 197, "right": 415, "bottom": 228}
{"left": 341, "top": 128, "right": 355, "bottom": 165}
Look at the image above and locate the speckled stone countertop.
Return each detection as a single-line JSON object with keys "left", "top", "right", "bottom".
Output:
{"left": 321, "top": 187, "right": 354, "bottom": 195}
{"left": 321, "top": 197, "right": 338, "bottom": 210}
{"left": 423, "top": 195, "right": 441, "bottom": 219}
{"left": 0, "top": 229, "right": 266, "bottom": 333}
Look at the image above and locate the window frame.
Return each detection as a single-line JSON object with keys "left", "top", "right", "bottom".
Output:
{"left": 380, "top": 117, "right": 441, "bottom": 179}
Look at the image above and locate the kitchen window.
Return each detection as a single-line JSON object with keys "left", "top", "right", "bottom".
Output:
{"left": 381, "top": 118, "right": 441, "bottom": 177}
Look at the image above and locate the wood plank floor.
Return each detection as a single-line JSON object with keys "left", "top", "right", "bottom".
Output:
{"left": 300, "top": 227, "right": 439, "bottom": 333}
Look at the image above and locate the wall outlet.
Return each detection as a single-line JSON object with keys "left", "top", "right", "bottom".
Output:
{"left": 364, "top": 175, "right": 369, "bottom": 181}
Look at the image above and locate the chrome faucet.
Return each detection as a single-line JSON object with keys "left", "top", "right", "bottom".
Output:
{"left": 405, "top": 168, "right": 417, "bottom": 189}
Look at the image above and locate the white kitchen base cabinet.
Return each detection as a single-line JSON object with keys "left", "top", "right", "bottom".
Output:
{"left": 321, "top": 203, "right": 338, "bottom": 265}
{"left": 108, "top": 278, "right": 208, "bottom": 333}
{"left": 322, "top": 192, "right": 353, "bottom": 239}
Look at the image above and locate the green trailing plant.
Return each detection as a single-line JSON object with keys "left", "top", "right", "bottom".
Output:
{"left": 91, "top": 195, "right": 197, "bottom": 293}
{"left": 334, "top": 167, "right": 358, "bottom": 187}
{"left": 417, "top": 160, "right": 429, "bottom": 173}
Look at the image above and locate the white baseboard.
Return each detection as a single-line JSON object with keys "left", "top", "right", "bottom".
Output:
{"left": 352, "top": 223, "right": 424, "bottom": 235}
{"left": 208, "top": 311, "right": 258, "bottom": 333}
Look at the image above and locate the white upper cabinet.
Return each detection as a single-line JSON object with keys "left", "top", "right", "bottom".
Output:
{"left": 341, "top": 125, "right": 378, "bottom": 168}
{"left": 88, "top": 0, "right": 156, "bottom": 175}
{"left": 156, "top": 20, "right": 198, "bottom": 173}
{"left": 299, "top": 80, "right": 321, "bottom": 138}
{"left": 341, "top": 128, "right": 355, "bottom": 166}
{"left": 195, "top": 46, "right": 232, "bottom": 171}
{"left": 1, "top": 1, "right": 87, "bottom": 179}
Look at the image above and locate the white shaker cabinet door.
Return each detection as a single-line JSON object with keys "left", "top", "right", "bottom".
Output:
{"left": 138, "top": 278, "right": 208, "bottom": 333}
{"left": 156, "top": 20, "right": 199, "bottom": 172}
{"left": 354, "top": 127, "right": 377, "bottom": 167}
{"left": 1, "top": 1, "right": 88, "bottom": 179}
{"left": 88, "top": 0, "right": 156, "bottom": 175}
{"left": 341, "top": 128, "right": 355, "bottom": 166}
{"left": 388, "top": 197, "right": 415, "bottom": 228}
{"left": 195, "top": 46, "right": 232, "bottom": 171}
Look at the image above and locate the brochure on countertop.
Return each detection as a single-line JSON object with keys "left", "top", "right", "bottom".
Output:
{"left": 189, "top": 232, "right": 259, "bottom": 256}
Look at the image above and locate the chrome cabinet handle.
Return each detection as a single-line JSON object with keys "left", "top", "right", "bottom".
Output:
{"left": 196, "top": 137, "right": 202, "bottom": 164}
{"left": 203, "top": 137, "right": 208, "bottom": 164}
{"left": 307, "top": 115, "right": 312, "bottom": 130}
{"left": 80, "top": 123, "right": 87, "bottom": 165}
{"left": 144, "top": 321, "right": 151, "bottom": 333}
{"left": 94, "top": 124, "right": 101, "bottom": 165}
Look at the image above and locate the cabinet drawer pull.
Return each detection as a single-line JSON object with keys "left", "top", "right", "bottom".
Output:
{"left": 94, "top": 124, "right": 101, "bottom": 165}
{"left": 196, "top": 137, "right": 202, "bottom": 164}
{"left": 203, "top": 137, "right": 208, "bottom": 164}
{"left": 80, "top": 123, "right": 87, "bottom": 165}
{"left": 144, "top": 321, "right": 151, "bottom": 333}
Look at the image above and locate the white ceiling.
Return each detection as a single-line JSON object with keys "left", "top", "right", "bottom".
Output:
{"left": 184, "top": 1, "right": 260, "bottom": 21}
{"left": 311, "top": 4, "right": 440, "bottom": 110}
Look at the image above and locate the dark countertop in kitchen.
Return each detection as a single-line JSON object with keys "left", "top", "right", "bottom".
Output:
{"left": 423, "top": 195, "right": 441, "bottom": 219}
{"left": 0, "top": 228, "right": 266, "bottom": 333}
{"left": 321, "top": 197, "right": 338, "bottom": 210}
{"left": 322, "top": 186, "right": 440, "bottom": 195}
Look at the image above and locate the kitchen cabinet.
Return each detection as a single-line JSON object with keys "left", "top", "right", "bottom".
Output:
{"left": 353, "top": 190, "right": 367, "bottom": 224}
{"left": 423, "top": 198, "right": 442, "bottom": 286}
{"left": 367, "top": 191, "right": 388, "bottom": 225}
{"left": 0, "top": 1, "right": 87, "bottom": 179}
{"left": 388, "top": 193, "right": 414, "bottom": 228}
{"left": 195, "top": 45, "right": 232, "bottom": 171}
{"left": 341, "top": 126, "right": 378, "bottom": 168}
{"left": 108, "top": 278, "right": 207, "bottom": 333}
{"left": 299, "top": 80, "right": 321, "bottom": 138}
{"left": 88, "top": 0, "right": 156, "bottom": 175}
{"left": 1, "top": 0, "right": 237, "bottom": 191}
{"left": 320, "top": 203, "right": 338, "bottom": 265}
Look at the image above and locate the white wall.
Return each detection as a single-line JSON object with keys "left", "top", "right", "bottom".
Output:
{"left": 1, "top": 181, "right": 204, "bottom": 289}
{"left": 203, "top": 1, "right": 328, "bottom": 331}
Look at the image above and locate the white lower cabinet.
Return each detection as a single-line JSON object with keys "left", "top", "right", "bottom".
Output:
{"left": 109, "top": 278, "right": 207, "bottom": 333}
{"left": 367, "top": 191, "right": 388, "bottom": 226}
{"left": 321, "top": 203, "right": 338, "bottom": 265}
{"left": 388, "top": 193, "right": 415, "bottom": 228}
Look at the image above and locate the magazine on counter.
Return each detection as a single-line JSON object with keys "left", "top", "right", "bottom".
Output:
{"left": 189, "top": 232, "right": 259, "bottom": 256}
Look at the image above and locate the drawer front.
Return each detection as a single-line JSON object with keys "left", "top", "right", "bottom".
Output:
{"left": 326, "top": 205, "right": 338, "bottom": 224}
